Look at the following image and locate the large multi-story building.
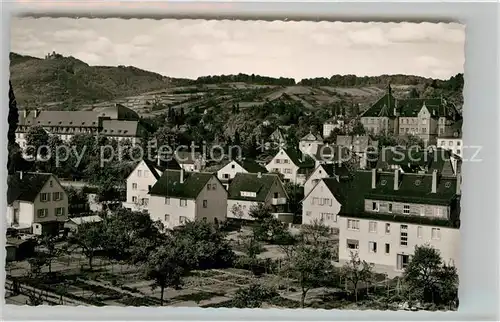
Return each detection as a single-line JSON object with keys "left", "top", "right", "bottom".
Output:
{"left": 15, "top": 104, "right": 147, "bottom": 149}
{"left": 336, "top": 168, "right": 461, "bottom": 277}
{"left": 360, "top": 86, "right": 461, "bottom": 145}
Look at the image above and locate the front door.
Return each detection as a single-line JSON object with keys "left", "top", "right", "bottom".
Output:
{"left": 396, "top": 253, "right": 410, "bottom": 270}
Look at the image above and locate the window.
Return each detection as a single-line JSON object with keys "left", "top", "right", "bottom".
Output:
{"left": 55, "top": 207, "right": 65, "bottom": 216}
{"left": 275, "top": 159, "right": 281, "bottom": 164}
{"left": 49, "top": 180, "right": 53, "bottom": 187}
{"left": 144, "top": 171, "right": 149, "bottom": 178}
{"left": 203, "top": 200, "right": 208, "bottom": 208}
{"left": 440, "top": 140, "right": 446, "bottom": 146}
{"left": 223, "top": 174, "right": 230, "bottom": 179}
{"left": 231, "top": 164, "right": 235, "bottom": 169}
{"left": 37, "top": 209, "right": 48, "bottom": 218}
{"left": 385, "top": 223, "right": 391, "bottom": 234}
{"left": 368, "top": 241, "right": 377, "bottom": 253}
{"left": 53, "top": 192, "right": 63, "bottom": 201}
{"left": 456, "top": 149, "right": 461, "bottom": 155}
{"left": 40, "top": 193, "right": 50, "bottom": 202}
{"left": 449, "top": 141, "right": 453, "bottom": 146}
{"left": 397, "top": 254, "right": 410, "bottom": 270}
{"left": 241, "top": 191, "right": 257, "bottom": 198}
{"left": 400, "top": 224, "right": 408, "bottom": 246}
{"left": 368, "top": 221, "right": 377, "bottom": 233}
{"left": 347, "top": 239, "right": 359, "bottom": 250}
{"left": 179, "top": 216, "right": 188, "bottom": 224}
{"left": 347, "top": 219, "right": 360, "bottom": 231}
{"left": 132, "top": 196, "right": 137, "bottom": 203}
{"left": 321, "top": 213, "right": 337, "bottom": 222}
{"left": 435, "top": 208, "right": 444, "bottom": 217}
{"left": 284, "top": 169, "right": 292, "bottom": 174}
{"left": 385, "top": 243, "right": 390, "bottom": 254}
{"left": 180, "top": 199, "right": 187, "bottom": 207}
{"left": 165, "top": 197, "right": 170, "bottom": 205}
{"left": 305, "top": 211, "right": 312, "bottom": 217}
{"left": 457, "top": 141, "right": 461, "bottom": 146}
{"left": 372, "top": 202, "right": 379, "bottom": 211}
{"left": 422, "top": 119, "right": 427, "bottom": 125}
{"left": 417, "top": 226, "right": 423, "bottom": 238}
{"left": 431, "top": 228, "right": 441, "bottom": 240}
{"left": 141, "top": 198, "right": 149, "bottom": 206}
{"left": 388, "top": 203, "right": 393, "bottom": 213}
{"left": 403, "top": 204, "right": 410, "bottom": 215}
{"left": 137, "top": 170, "right": 142, "bottom": 177}
{"left": 164, "top": 214, "right": 170, "bottom": 222}
{"left": 132, "top": 183, "right": 137, "bottom": 190}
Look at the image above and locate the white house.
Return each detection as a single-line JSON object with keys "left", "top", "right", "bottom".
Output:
{"left": 323, "top": 116, "right": 345, "bottom": 139}
{"left": 265, "top": 148, "right": 315, "bottom": 185}
{"left": 7, "top": 172, "right": 69, "bottom": 236}
{"left": 217, "top": 159, "right": 268, "bottom": 189}
{"left": 299, "top": 132, "right": 324, "bottom": 156}
{"left": 174, "top": 151, "right": 206, "bottom": 172}
{"left": 124, "top": 158, "right": 181, "bottom": 211}
{"left": 148, "top": 169, "right": 227, "bottom": 229}
{"left": 303, "top": 163, "right": 350, "bottom": 197}
{"left": 302, "top": 178, "right": 344, "bottom": 229}
{"left": 437, "top": 119, "right": 463, "bottom": 174}
{"left": 337, "top": 169, "right": 461, "bottom": 277}
{"left": 227, "top": 173, "right": 290, "bottom": 222}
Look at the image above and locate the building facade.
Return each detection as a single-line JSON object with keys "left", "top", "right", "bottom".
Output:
{"left": 337, "top": 168, "right": 461, "bottom": 276}
{"left": 299, "top": 132, "right": 324, "bottom": 156}
{"left": 227, "top": 173, "right": 288, "bottom": 221}
{"left": 217, "top": 159, "right": 267, "bottom": 189}
{"left": 15, "top": 104, "right": 146, "bottom": 149}
{"left": 148, "top": 169, "right": 227, "bottom": 229}
{"left": 302, "top": 178, "right": 343, "bottom": 229}
{"left": 265, "top": 148, "right": 315, "bottom": 185}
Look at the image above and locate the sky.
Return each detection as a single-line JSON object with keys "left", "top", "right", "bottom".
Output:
{"left": 11, "top": 17, "right": 465, "bottom": 81}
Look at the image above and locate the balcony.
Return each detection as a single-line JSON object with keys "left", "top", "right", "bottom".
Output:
{"left": 271, "top": 197, "right": 287, "bottom": 205}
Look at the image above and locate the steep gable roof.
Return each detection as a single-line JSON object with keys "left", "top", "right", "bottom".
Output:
{"left": 281, "top": 148, "right": 315, "bottom": 169}
{"left": 149, "top": 170, "right": 215, "bottom": 199}
{"left": 301, "top": 132, "right": 323, "bottom": 141}
{"left": 228, "top": 173, "right": 283, "bottom": 202}
{"left": 7, "top": 172, "right": 53, "bottom": 204}
{"left": 361, "top": 93, "right": 397, "bottom": 118}
{"left": 237, "top": 159, "right": 268, "bottom": 174}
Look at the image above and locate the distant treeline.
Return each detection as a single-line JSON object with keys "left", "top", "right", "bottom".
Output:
{"left": 188, "top": 73, "right": 296, "bottom": 86}
{"left": 177, "top": 72, "right": 464, "bottom": 91}
{"left": 299, "top": 73, "right": 463, "bottom": 89}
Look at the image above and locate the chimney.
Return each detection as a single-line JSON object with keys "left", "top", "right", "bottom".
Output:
{"left": 257, "top": 172, "right": 262, "bottom": 178}
{"left": 456, "top": 172, "right": 461, "bottom": 195}
{"left": 179, "top": 169, "right": 184, "bottom": 184}
{"left": 371, "top": 168, "right": 377, "bottom": 189}
{"left": 394, "top": 169, "right": 400, "bottom": 190}
{"left": 431, "top": 169, "right": 438, "bottom": 193}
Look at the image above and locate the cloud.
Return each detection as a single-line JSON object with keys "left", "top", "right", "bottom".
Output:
{"left": 10, "top": 18, "right": 464, "bottom": 80}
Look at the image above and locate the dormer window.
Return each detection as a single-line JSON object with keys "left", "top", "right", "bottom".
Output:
{"left": 240, "top": 191, "right": 257, "bottom": 198}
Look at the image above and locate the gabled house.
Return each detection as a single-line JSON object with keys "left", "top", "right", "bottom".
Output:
{"left": 299, "top": 132, "right": 324, "bottom": 156}
{"left": 302, "top": 177, "right": 346, "bottom": 229}
{"left": 227, "top": 173, "right": 290, "bottom": 222}
{"left": 360, "top": 85, "right": 399, "bottom": 135}
{"left": 336, "top": 135, "right": 378, "bottom": 169}
{"left": 265, "top": 148, "right": 315, "bottom": 185}
{"left": 174, "top": 151, "right": 206, "bottom": 172}
{"left": 323, "top": 116, "right": 345, "bottom": 139}
{"left": 268, "top": 127, "right": 287, "bottom": 148}
{"left": 303, "top": 163, "right": 351, "bottom": 196}
{"left": 7, "top": 172, "right": 69, "bottom": 236}
{"left": 336, "top": 168, "right": 461, "bottom": 276}
{"left": 148, "top": 169, "right": 227, "bottom": 229}
{"left": 437, "top": 119, "right": 463, "bottom": 173}
{"left": 217, "top": 159, "right": 268, "bottom": 189}
{"left": 311, "top": 144, "right": 351, "bottom": 168}
{"left": 125, "top": 158, "right": 181, "bottom": 211}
